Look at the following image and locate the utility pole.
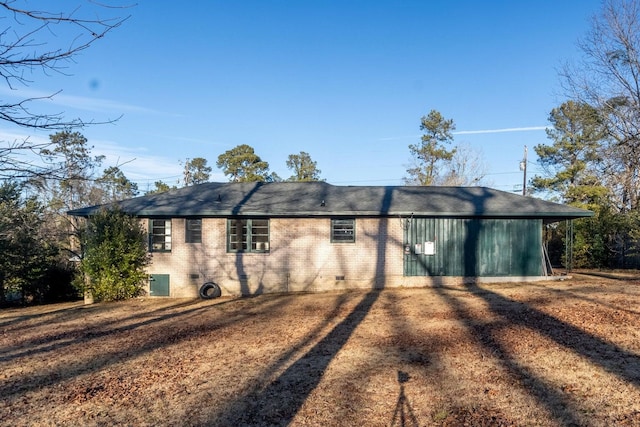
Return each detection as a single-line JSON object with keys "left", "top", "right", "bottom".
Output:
{"left": 519, "top": 145, "right": 528, "bottom": 196}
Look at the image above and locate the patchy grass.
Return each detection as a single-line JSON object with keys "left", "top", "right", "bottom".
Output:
{"left": 1, "top": 274, "right": 640, "bottom": 426}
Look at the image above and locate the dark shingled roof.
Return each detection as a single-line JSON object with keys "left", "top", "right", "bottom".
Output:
{"left": 68, "top": 182, "right": 592, "bottom": 221}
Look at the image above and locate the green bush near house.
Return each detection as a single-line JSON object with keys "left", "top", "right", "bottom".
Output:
{"left": 77, "top": 208, "right": 150, "bottom": 302}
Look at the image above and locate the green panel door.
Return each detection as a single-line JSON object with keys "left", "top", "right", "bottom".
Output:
{"left": 149, "top": 274, "right": 170, "bottom": 296}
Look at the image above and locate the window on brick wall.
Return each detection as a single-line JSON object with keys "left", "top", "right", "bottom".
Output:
{"left": 227, "top": 218, "right": 269, "bottom": 252}
{"left": 331, "top": 218, "right": 355, "bottom": 243}
{"left": 150, "top": 219, "right": 172, "bottom": 252}
{"left": 185, "top": 218, "right": 202, "bottom": 243}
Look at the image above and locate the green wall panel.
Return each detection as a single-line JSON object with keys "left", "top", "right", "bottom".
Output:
{"left": 403, "top": 218, "right": 542, "bottom": 277}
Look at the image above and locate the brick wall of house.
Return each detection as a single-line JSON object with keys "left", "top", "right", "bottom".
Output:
{"left": 143, "top": 217, "right": 416, "bottom": 297}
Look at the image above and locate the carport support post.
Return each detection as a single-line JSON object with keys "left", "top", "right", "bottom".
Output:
{"left": 565, "top": 220, "right": 574, "bottom": 273}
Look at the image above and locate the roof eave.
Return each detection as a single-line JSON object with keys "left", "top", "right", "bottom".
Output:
{"left": 68, "top": 208, "right": 594, "bottom": 220}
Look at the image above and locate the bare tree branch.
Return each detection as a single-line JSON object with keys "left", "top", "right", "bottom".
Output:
{"left": 0, "top": 1, "right": 130, "bottom": 128}
{"left": 0, "top": 1, "right": 131, "bottom": 180}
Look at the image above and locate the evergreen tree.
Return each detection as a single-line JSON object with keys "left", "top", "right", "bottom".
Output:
{"left": 145, "top": 180, "right": 177, "bottom": 195}
{"left": 78, "top": 208, "right": 150, "bottom": 302}
{"left": 39, "top": 130, "right": 105, "bottom": 211}
{"left": 97, "top": 166, "right": 139, "bottom": 202}
{"left": 0, "top": 182, "right": 60, "bottom": 304}
{"left": 532, "top": 101, "right": 608, "bottom": 208}
{"left": 216, "top": 144, "right": 271, "bottom": 182}
{"left": 182, "top": 157, "right": 212, "bottom": 186}
{"left": 286, "top": 151, "right": 323, "bottom": 182}
{"left": 405, "top": 110, "right": 456, "bottom": 186}
{"left": 533, "top": 100, "right": 639, "bottom": 269}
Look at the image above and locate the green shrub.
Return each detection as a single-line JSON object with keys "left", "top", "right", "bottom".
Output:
{"left": 78, "top": 208, "right": 150, "bottom": 302}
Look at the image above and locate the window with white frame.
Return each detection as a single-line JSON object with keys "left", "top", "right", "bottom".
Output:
{"left": 150, "top": 219, "right": 171, "bottom": 252}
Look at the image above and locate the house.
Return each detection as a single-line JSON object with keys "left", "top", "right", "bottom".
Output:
{"left": 68, "top": 181, "right": 593, "bottom": 298}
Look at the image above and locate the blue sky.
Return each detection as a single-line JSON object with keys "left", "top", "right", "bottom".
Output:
{"left": 1, "top": 1, "right": 603, "bottom": 193}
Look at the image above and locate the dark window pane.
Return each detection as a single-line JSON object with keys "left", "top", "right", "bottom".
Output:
{"left": 332, "top": 219, "right": 355, "bottom": 243}
{"left": 186, "top": 219, "right": 202, "bottom": 243}
{"left": 227, "top": 218, "right": 269, "bottom": 252}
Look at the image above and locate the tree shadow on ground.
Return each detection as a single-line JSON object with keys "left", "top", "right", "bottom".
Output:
{"left": 426, "top": 186, "right": 640, "bottom": 424}
{"left": 527, "top": 281, "right": 640, "bottom": 316}
{"left": 213, "top": 290, "right": 381, "bottom": 426}
{"left": 208, "top": 187, "right": 394, "bottom": 425}
{"left": 425, "top": 188, "right": 592, "bottom": 424}
{"left": 0, "top": 294, "right": 296, "bottom": 399}
{"left": 575, "top": 270, "right": 640, "bottom": 281}
{"left": 0, "top": 298, "right": 212, "bottom": 363}
{"left": 461, "top": 281, "right": 640, "bottom": 388}
{"left": 433, "top": 283, "right": 588, "bottom": 425}
{"left": 0, "top": 301, "right": 106, "bottom": 329}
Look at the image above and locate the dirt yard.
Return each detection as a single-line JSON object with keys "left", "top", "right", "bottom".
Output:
{"left": 1, "top": 273, "right": 640, "bottom": 426}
